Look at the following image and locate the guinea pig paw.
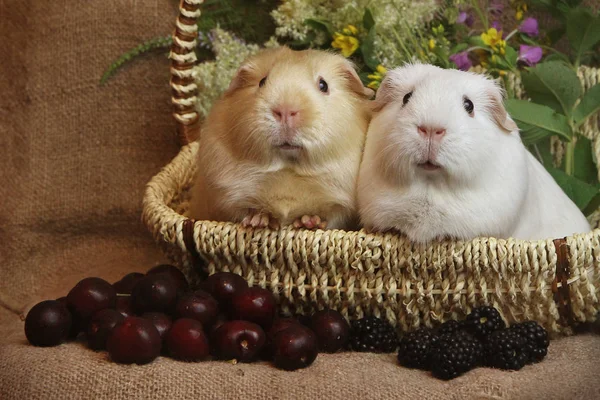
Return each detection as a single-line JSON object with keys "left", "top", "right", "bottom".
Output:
{"left": 241, "top": 211, "right": 280, "bottom": 230}
{"left": 292, "top": 215, "right": 327, "bottom": 230}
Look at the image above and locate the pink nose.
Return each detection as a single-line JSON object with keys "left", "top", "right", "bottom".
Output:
{"left": 418, "top": 125, "right": 446, "bottom": 139}
{"left": 272, "top": 106, "right": 299, "bottom": 126}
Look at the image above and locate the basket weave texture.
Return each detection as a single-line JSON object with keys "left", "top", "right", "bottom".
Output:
{"left": 143, "top": 0, "right": 600, "bottom": 335}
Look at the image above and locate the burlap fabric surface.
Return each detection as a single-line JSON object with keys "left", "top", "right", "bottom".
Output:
{"left": 1, "top": 0, "right": 600, "bottom": 399}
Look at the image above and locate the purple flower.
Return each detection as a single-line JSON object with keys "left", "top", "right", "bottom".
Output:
{"left": 489, "top": 0, "right": 504, "bottom": 17}
{"left": 450, "top": 51, "right": 472, "bottom": 71}
{"left": 519, "top": 17, "right": 539, "bottom": 37}
{"left": 457, "top": 11, "right": 474, "bottom": 27}
{"left": 518, "top": 45, "right": 543, "bottom": 66}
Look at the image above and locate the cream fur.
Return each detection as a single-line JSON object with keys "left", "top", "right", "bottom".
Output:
{"left": 188, "top": 47, "right": 371, "bottom": 230}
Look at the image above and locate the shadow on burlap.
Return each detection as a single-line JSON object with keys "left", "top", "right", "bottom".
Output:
{"left": 1, "top": 0, "right": 600, "bottom": 399}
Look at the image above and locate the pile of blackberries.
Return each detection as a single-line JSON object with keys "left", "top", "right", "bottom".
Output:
{"left": 24, "top": 265, "right": 358, "bottom": 370}
{"left": 397, "top": 306, "right": 550, "bottom": 380}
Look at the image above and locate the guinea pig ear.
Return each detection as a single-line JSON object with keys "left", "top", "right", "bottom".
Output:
{"left": 223, "top": 64, "right": 255, "bottom": 96}
{"left": 486, "top": 86, "right": 518, "bottom": 133}
{"left": 371, "top": 74, "right": 397, "bottom": 112}
{"left": 340, "top": 62, "right": 375, "bottom": 99}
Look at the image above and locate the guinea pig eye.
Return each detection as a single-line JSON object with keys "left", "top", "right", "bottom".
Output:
{"left": 259, "top": 76, "right": 267, "bottom": 88}
{"left": 318, "top": 78, "right": 329, "bottom": 94}
{"left": 463, "top": 97, "right": 474, "bottom": 115}
{"left": 402, "top": 91, "right": 412, "bottom": 106}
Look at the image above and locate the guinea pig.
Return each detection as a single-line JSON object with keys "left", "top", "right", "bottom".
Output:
{"left": 187, "top": 46, "right": 373, "bottom": 230}
{"left": 357, "top": 63, "right": 591, "bottom": 243}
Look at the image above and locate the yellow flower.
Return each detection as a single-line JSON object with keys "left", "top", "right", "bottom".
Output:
{"left": 367, "top": 64, "right": 387, "bottom": 90}
{"left": 332, "top": 33, "right": 360, "bottom": 57}
{"left": 481, "top": 28, "right": 506, "bottom": 54}
{"left": 428, "top": 39, "right": 436, "bottom": 50}
{"left": 499, "top": 70, "right": 507, "bottom": 76}
{"left": 513, "top": 2, "right": 527, "bottom": 20}
{"left": 516, "top": 10, "right": 523, "bottom": 20}
{"left": 342, "top": 24, "right": 358, "bottom": 36}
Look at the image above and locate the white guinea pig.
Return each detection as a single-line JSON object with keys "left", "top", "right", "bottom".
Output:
{"left": 188, "top": 46, "right": 373, "bottom": 230}
{"left": 357, "top": 63, "right": 591, "bottom": 243}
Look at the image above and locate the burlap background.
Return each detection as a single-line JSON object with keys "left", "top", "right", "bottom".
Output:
{"left": 1, "top": 0, "right": 599, "bottom": 398}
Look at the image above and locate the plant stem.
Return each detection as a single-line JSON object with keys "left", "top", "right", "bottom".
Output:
{"left": 471, "top": 0, "right": 488, "bottom": 31}
{"left": 504, "top": 29, "right": 518, "bottom": 42}
{"left": 565, "top": 139, "right": 575, "bottom": 175}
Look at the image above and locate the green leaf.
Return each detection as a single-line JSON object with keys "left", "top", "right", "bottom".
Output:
{"left": 504, "top": 46, "right": 518, "bottom": 69}
{"left": 363, "top": 8, "right": 375, "bottom": 31}
{"left": 548, "top": 27, "right": 567, "bottom": 45}
{"left": 467, "top": 36, "right": 486, "bottom": 47}
{"left": 573, "top": 135, "right": 598, "bottom": 184}
{"left": 527, "top": 137, "right": 554, "bottom": 167}
{"left": 450, "top": 43, "right": 468, "bottom": 54}
{"left": 360, "top": 28, "right": 379, "bottom": 70}
{"left": 543, "top": 52, "right": 571, "bottom": 64}
{"left": 505, "top": 99, "right": 573, "bottom": 141}
{"left": 518, "top": 122, "right": 556, "bottom": 145}
{"left": 573, "top": 84, "right": 600, "bottom": 127}
{"left": 519, "top": 35, "right": 540, "bottom": 46}
{"left": 566, "top": 0, "right": 585, "bottom": 7}
{"left": 521, "top": 61, "right": 582, "bottom": 115}
{"left": 546, "top": 166, "right": 600, "bottom": 210}
{"left": 583, "top": 192, "right": 600, "bottom": 216}
{"left": 100, "top": 35, "right": 172, "bottom": 84}
{"left": 566, "top": 8, "right": 600, "bottom": 63}
{"left": 358, "top": 71, "right": 371, "bottom": 86}
{"left": 305, "top": 18, "right": 335, "bottom": 37}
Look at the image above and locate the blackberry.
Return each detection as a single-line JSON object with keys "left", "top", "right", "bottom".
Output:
{"left": 431, "top": 330, "right": 483, "bottom": 380}
{"left": 465, "top": 306, "right": 505, "bottom": 338}
{"left": 510, "top": 321, "right": 549, "bottom": 363}
{"left": 436, "top": 319, "right": 466, "bottom": 336}
{"left": 397, "top": 328, "right": 439, "bottom": 370}
{"left": 484, "top": 329, "right": 528, "bottom": 370}
{"left": 349, "top": 316, "right": 398, "bottom": 353}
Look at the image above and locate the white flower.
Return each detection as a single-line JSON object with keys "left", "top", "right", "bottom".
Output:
{"left": 193, "top": 28, "right": 260, "bottom": 117}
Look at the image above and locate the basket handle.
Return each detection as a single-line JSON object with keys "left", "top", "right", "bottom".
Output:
{"left": 169, "top": 0, "right": 203, "bottom": 145}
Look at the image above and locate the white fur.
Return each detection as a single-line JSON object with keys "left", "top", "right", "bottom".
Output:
{"left": 357, "top": 63, "right": 590, "bottom": 243}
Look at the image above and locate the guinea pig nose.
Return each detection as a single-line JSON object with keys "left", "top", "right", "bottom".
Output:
{"left": 272, "top": 106, "right": 299, "bottom": 125}
{"left": 417, "top": 125, "right": 446, "bottom": 138}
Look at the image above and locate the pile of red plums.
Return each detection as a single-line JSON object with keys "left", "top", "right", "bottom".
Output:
{"left": 24, "top": 265, "right": 350, "bottom": 370}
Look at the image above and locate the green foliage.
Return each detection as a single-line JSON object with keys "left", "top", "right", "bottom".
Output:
{"left": 100, "top": 35, "right": 172, "bottom": 85}
{"left": 505, "top": 99, "right": 572, "bottom": 140}
{"left": 360, "top": 25, "right": 379, "bottom": 71}
{"left": 304, "top": 18, "right": 335, "bottom": 39}
{"left": 503, "top": 5, "right": 600, "bottom": 215}
{"left": 362, "top": 8, "right": 375, "bottom": 31}
{"left": 546, "top": 166, "right": 599, "bottom": 210}
{"left": 566, "top": 8, "right": 600, "bottom": 66}
{"left": 573, "top": 84, "right": 600, "bottom": 127}
{"left": 572, "top": 136, "right": 598, "bottom": 184}
{"left": 101, "top": 0, "right": 278, "bottom": 84}
{"left": 520, "top": 61, "right": 582, "bottom": 114}
{"left": 197, "top": 0, "right": 277, "bottom": 45}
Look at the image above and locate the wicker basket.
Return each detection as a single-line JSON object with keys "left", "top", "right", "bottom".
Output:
{"left": 142, "top": 0, "right": 600, "bottom": 335}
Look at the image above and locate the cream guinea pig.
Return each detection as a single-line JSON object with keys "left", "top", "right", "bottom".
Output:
{"left": 188, "top": 46, "right": 373, "bottom": 230}
{"left": 357, "top": 63, "right": 591, "bottom": 243}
